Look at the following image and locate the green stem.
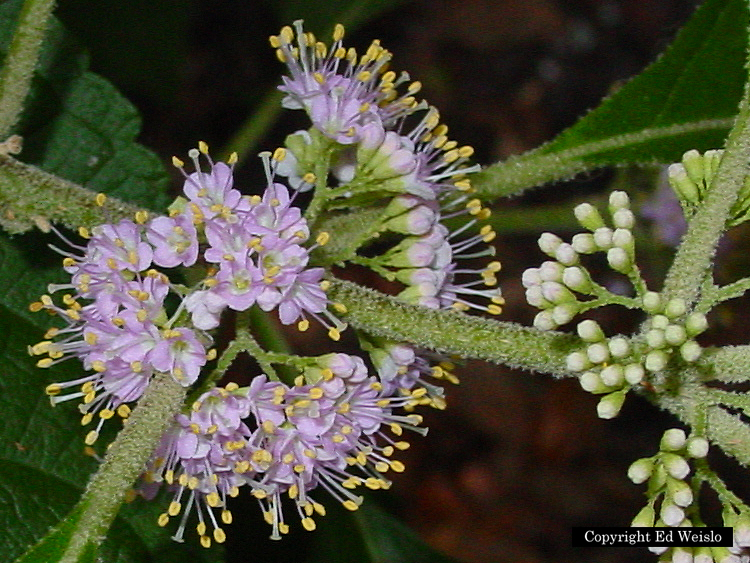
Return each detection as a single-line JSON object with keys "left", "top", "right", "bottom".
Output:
{"left": 662, "top": 84, "right": 750, "bottom": 305}
{"left": 18, "top": 372, "right": 186, "bottom": 563}
{"left": 0, "top": 0, "right": 56, "bottom": 138}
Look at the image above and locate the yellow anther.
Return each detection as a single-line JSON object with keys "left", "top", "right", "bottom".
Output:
{"left": 200, "top": 535, "right": 211, "bottom": 549}
{"left": 214, "top": 528, "right": 227, "bottom": 544}
{"left": 334, "top": 46, "right": 346, "bottom": 59}
{"left": 328, "top": 327, "right": 341, "bottom": 341}
{"left": 28, "top": 301, "right": 44, "bottom": 313}
{"left": 77, "top": 226, "right": 90, "bottom": 239}
{"left": 455, "top": 179, "right": 472, "bottom": 191}
{"left": 332, "top": 302, "right": 347, "bottom": 313}
{"left": 302, "top": 172, "right": 316, "bottom": 184}
{"left": 458, "top": 145, "right": 475, "bottom": 158}
{"left": 273, "top": 147, "right": 286, "bottom": 161}
{"left": 309, "top": 387, "right": 324, "bottom": 400}
{"left": 99, "top": 409, "right": 114, "bottom": 420}
{"left": 45, "top": 383, "right": 61, "bottom": 396}
{"left": 269, "top": 35, "right": 281, "bottom": 48}
{"left": 95, "top": 193, "right": 107, "bottom": 207}
{"left": 198, "top": 140, "right": 209, "bottom": 154}
{"left": 289, "top": 484, "right": 299, "bottom": 498}
{"left": 84, "top": 430, "right": 98, "bottom": 445}
{"left": 135, "top": 210, "right": 149, "bottom": 224}
{"left": 36, "top": 358, "right": 54, "bottom": 368}
{"left": 319, "top": 280, "right": 331, "bottom": 291}
{"left": 222, "top": 510, "right": 233, "bottom": 524}
{"left": 302, "top": 517, "right": 316, "bottom": 531}
{"left": 157, "top": 513, "right": 170, "bottom": 527}
{"left": 322, "top": 368, "right": 334, "bottom": 381}
{"left": 316, "top": 231, "right": 330, "bottom": 246}
{"left": 390, "top": 460, "right": 406, "bottom": 473}
{"left": 81, "top": 413, "right": 93, "bottom": 425}
{"left": 488, "top": 304, "right": 502, "bottom": 315}
{"left": 342, "top": 500, "right": 360, "bottom": 511}
{"left": 333, "top": 23, "right": 345, "bottom": 42}
{"left": 117, "top": 404, "right": 131, "bottom": 418}
{"left": 313, "top": 72, "right": 326, "bottom": 84}
{"left": 206, "top": 492, "right": 221, "bottom": 507}
{"left": 275, "top": 48, "right": 287, "bottom": 63}
{"left": 168, "top": 500, "right": 181, "bottom": 516}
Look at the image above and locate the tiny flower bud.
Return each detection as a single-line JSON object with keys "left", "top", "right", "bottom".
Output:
{"left": 574, "top": 202, "right": 606, "bottom": 231}
{"left": 685, "top": 312, "right": 708, "bottom": 337}
{"left": 577, "top": 319, "right": 605, "bottom": 342}
{"left": 671, "top": 547, "right": 693, "bottom": 563}
{"left": 607, "top": 247, "right": 630, "bottom": 273}
{"left": 525, "top": 286, "right": 549, "bottom": 308}
{"left": 600, "top": 364, "right": 624, "bottom": 387}
{"left": 612, "top": 208, "right": 635, "bottom": 230}
{"left": 554, "top": 243, "right": 578, "bottom": 266}
{"left": 667, "top": 477, "right": 693, "bottom": 508}
{"left": 538, "top": 261, "right": 565, "bottom": 282}
{"left": 642, "top": 291, "right": 663, "bottom": 314}
{"left": 661, "top": 428, "right": 687, "bottom": 451}
{"left": 631, "top": 504, "right": 655, "bottom": 527}
{"left": 608, "top": 336, "right": 630, "bottom": 359}
{"left": 562, "top": 267, "right": 592, "bottom": 293}
{"left": 733, "top": 513, "right": 750, "bottom": 547}
{"left": 541, "top": 282, "right": 574, "bottom": 304}
{"left": 668, "top": 162, "right": 701, "bottom": 205}
{"left": 660, "top": 503, "right": 685, "bottom": 527}
{"left": 579, "top": 371, "right": 612, "bottom": 394}
{"left": 552, "top": 303, "right": 578, "bottom": 326}
{"left": 686, "top": 436, "right": 709, "bottom": 459}
{"left": 566, "top": 351, "right": 591, "bottom": 372}
{"left": 587, "top": 342, "right": 610, "bottom": 365}
{"left": 665, "top": 298, "right": 687, "bottom": 319}
{"left": 627, "top": 457, "right": 655, "bottom": 484}
{"left": 612, "top": 228, "right": 634, "bottom": 251}
{"left": 593, "top": 227, "right": 613, "bottom": 250}
{"left": 665, "top": 324, "right": 687, "bottom": 347}
{"left": 682, "top": 149, "right": 706, "bottom": 185}
{"left": 521, "top": 268, "right": 542, "bottom": 288}
{"left": 646, "top": 329, "right": 667, "bottom": 350}
{"left": 597, "top": 390, "right": 626, "bottom": 419}
{"left": 533, "top": 310, "right": 557, "bottom": 331}
{"left": 651, "top": 314, "right": 670, "bottom": 330}
{"left": 680, "top": 340, "right": 702, "bottom": 362}
{"left": 538, "top": 232, "right": 563, "bottom": 256}
{"left": 662, "top": 453, "right": 690, "bottom": 480}
{"left": 645, "top": 350, "right": 669, "bottom": 372}
{"left": 571, "top": 233, "right": 597, "bottom": 254}
{"left": 609, "top": 190, "right": 630, "bottom": 211}
{"left": 624, "top": 363, "right": 645, "bottom": 385}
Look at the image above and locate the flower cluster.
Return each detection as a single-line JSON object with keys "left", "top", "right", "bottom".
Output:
{"left": 30, "top": 144, "right": 340, "bottom": 443}
{"left": 144, "top": 353, "right": 423, "bottom": 546}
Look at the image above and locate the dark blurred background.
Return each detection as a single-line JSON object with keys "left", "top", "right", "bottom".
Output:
{"left": 52, "top": 1, "right": 728, "bottom": 561}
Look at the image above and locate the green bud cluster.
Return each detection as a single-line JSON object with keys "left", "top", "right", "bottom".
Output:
{"left": 523, "top": 191, "right": 643, "bottom": 331}
{"left": 628, "top": 429, "right": 708, "bottom": 536}
{"left": 668, "top": 148, "right": 750, "bottom": 227}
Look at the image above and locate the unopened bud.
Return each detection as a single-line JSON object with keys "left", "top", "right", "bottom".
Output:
{"left": 551, "top": 303, "right": 578, "bottom": 326}
{"left": 642, "top": 292, "right": 663, "bottom": 314}
{"left": 660, "top": 503, "right": 685, "bottom": 527}
{"left": 609, "top": 190, "right": 630, "bottom": 212}
{"left": 587, "top": 342, "right": 610, "bottom": 364}
{"left": 682, "top": 149, "right": 706, "bottom": 185}
{"left": 538, "top": 232, "right": 563, "bottom": 256}
{"left": 627, "top": 457, "right": 655, "bottom": 484}
{"left": 612, "top": 208, "right": 635, "bottom": 230}
{"left": 577, "top": 319, "right": 605, "bottom": 342}
{"left": 685, "top": 312, "right": 708, "bottom": 337}
{"left": 597, "top": 390, "right": 626, "bottom": 419}
{"left": 665, "top": 298, "right": 687, "bottom": 319}
{"left": 521, "top": 268, "right": 542, "bottom": 288}
{"left": 554, "top": 243, "right": 578, "bottom": 266}
{"left": 538, "top": 261, "right": 564, "bottom": 282}
{"left": 651, "top": 314, "right": 669, "bottom": 330}
{"left": 667, "top": 477, "right": 693, "bottom": 508}
{"left": 607, "top": 247, "right": 630, "bottom": 273}
{"left": 680, "top": 340, "right": 702, "bottom": 362}
{"left": 662, "top": 453, "right": 690, "bottom": 479}
{"left": 600, "top": 364, "right": 624, "bottom": 387}
{"left": 608, "top": 336, "right": 630, "bottom": 358}
{"left": 668, "top": 162, "right": 700, "bottom": 205}
{"left": 645, "top": 350, "right": 669, "bottom": 372}
{"left": 646, "top": 329, "right": 667, "bottom": 349}
{"left": 533, "top": 311, "right": 557, "bottom": 331}
{"left": 665, "top": 324, "right": 687, "bottom": 346}
{"left": 571, "top": 233, "right": 597, "bottom": 254}
{"left": 562, "top": 267, "right": 592, "bottom": 293}
{"left": 567, "top": 351, "right": 591, "bottom": 372}
{"left": 593, "top": 227, "right": 613, "bottom": 250}
{"left": 574, "top": 203, "right": 606, "bottom": 231}
{"left": 624, "top": 363, "right": 645, "bottom": 385}
{"left": 661, "top": 428, "right": 687, "bottom": 451}
{"left": 686, "top": 436, "right": 709, "bottom": 459}
{"left": 579, "top": 371, "right": 613, "bottom": 394}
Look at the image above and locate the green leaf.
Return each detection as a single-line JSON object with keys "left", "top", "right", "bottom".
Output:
{"left": 0, "top": 0, "right": 170, "bottom": 212}
{"left": 474, "top": 0, "right": 747, "bottom": 200}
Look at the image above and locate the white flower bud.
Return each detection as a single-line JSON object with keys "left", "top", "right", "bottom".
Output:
{"left": 686, "top": 436, "right": 709, "bottom": 459}
{"left": 671, "top": 547, "right": 693, "bottom": 563}
{"left": 733, "top": 514, "right": 750, "bottom": 547}
{"left": 612, "top": 208, "right": 635, "bottom": 230}
{"left": 571, "top": 233, "right": 597, "bottom": 254}
{"left": 662, "top": 453, "right": 690, "bottom": 479}
{"left": 577, "top": 319, "right": 605, "bottom": 342}
{"left": 680, "top": 340, "right": 702, "bottom": 362}
{"left": 645, "top": 350, "right": 669, "bottom": 372}
{"left": 597, "top": 390, "right": 626, "bottom": 419}
{"left": 624, "top": 363, "right": 645, "bottom": 385}
{"left": 627, "top": 457, "right": 654, "bottom": 484}
{"left": 612, "top": 228, "right": 634, "bottom": 251}
{"left": 552, "top": 303, "right": 578, "bottom": 326}
{"left": 562, "top": 267, "right": 592, "bottom": 293}
{"left": 533, "top": 310, "right": 557, "bottom": 331}
{"left": 646, "top": 328, "right": 667, "bottom": 349}
{"left": 631, "top": 504, "right": 655, "bottom": 527}
{"left": 607, "top": 247, "right": 630, "bottom": 273}
{"left": 555, "top": 243, "right": 578, "bottom": 266}
{"left": 538, "top": 261, "right": 564, "bottom": 282}
{"left": 665, "top": 324, "right": 687, "bottom": 346}
{"left": 651, "top": 314, "right": 670, "bottom": 330}
{"left": 642, "top": 291, "right": 663, "bottom": 314}
{"left": 609, "top": 190, "right": 630, "bottom": 212}
{"left": 525, "top": 285, "right": 549, "bottom": 308}
{"left": 665, "top": 298, "right": 687, "bottom": 319}
{"left": 693, "top": 547, "right": 714, "bottom": 563}
{"left": 661, "top": 428, "right": 687, "bottom": 451}
{"left": 685, "top": 312, "right": 708, "bottom": 337}
{"left": 660, "top": 503, "right": 685, "bottom": 527}
{"left": 600, "top": 364, "right": 624, "bottom": 387}
{"left": 668, "top": 163, "right": 700, "bottom": 205}
{"left": 608, "top": 336, "right": 631, "bottom": 359}
{"left": 541, "top": 282, "right": 569, "bottom": 303}
{"left": 593, "top": 227, "right": 613, "bottom": 249}
{"left": 566, "top": 351, "right": 591, "bottom": 372}
{"left": 521, "top": 267, "right": 542, "bottom": 288}
{"left": 667, "top": 478, "right": 693, "bottom": 508}
{"left": 574, "top": 202, "right": 606, "bottom": 231}
{"left": 579, "top": 371, "right": 611, "bottom": 394}
{"left": 538, "top": 232, "right": 563, "bottom": 256}
{"left": 587, "top": 342, "right": 610, "bottom": 364}
{"left": 648, "top": 546, "right": 669, "bottom": 555}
